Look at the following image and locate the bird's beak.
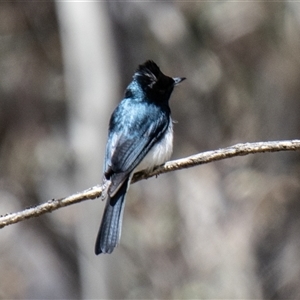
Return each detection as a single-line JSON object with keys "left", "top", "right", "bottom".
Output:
{"left": 173, "top": 77, "right": 186, "bottom": 86}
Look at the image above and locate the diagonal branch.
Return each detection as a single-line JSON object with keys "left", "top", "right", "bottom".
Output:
{"left": 1, "top": 139, "right": 300, "bottom": 229}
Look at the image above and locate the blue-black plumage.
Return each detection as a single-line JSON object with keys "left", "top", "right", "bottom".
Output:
{"left": 95, "top": 60, "right": 185, "bottom": 254}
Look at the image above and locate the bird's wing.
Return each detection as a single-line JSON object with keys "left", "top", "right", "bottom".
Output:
{"left": 104, "top": 105, "right": 169, "bottom": 197}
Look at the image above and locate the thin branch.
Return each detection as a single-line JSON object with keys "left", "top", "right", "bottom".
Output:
{"left": 132, "top": 139, "right": 300, "bottom": 182}
{"left": 1, "top": 139, "right": 300, "bottom": 229}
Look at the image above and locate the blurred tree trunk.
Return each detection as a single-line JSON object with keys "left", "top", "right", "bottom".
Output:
{"left": 55, "top": 2, "right": 119, "bottom": 298}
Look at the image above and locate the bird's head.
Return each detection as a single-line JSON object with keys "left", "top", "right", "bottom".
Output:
{"left": 134, "top": 60, "right": 185, "bottom": 102}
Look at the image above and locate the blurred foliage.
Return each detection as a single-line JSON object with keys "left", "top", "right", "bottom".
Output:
{"left": 0, "top": 1, "right": 300, "bottom": 299}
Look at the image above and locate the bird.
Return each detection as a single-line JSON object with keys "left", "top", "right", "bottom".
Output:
{"left": 95, "top": 60, "right": 185, "bottom": 254}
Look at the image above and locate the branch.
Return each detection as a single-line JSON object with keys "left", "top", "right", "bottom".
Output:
{"left": 1, "top": 140, "right": 300, "bottom": 229}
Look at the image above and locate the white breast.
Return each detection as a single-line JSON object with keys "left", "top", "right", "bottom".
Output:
{"left": 136, "top": 118, "right": 173, "bottom": 172}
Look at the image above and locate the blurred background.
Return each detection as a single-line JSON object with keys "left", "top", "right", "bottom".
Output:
{"left": 1, "top": 1, "right": 300, "bottom": 299}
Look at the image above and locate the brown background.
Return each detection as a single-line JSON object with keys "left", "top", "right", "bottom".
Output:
{"left": 0, "top": 2, "right": 300, "bottom": 299}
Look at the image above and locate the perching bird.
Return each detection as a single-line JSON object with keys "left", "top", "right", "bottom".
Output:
{"left": 95, "top": 60, "right": 185, "bottom": 254}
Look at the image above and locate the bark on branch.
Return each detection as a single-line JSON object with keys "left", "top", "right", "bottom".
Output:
{"left": 1, "top": 139, "right": 300, "bottom": 229}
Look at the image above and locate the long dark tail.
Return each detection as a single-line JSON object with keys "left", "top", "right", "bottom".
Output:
{"left": 95, "top": 177, "right": 129, "bottom": 254}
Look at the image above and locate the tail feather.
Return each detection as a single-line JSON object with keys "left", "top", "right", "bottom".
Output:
{"left": 95, "top": 178, "right": 129, "bottom": 254}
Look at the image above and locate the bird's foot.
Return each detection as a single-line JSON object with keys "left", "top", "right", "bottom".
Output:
{"left": 101, "top": 179, "right": 111, "bottom": 201}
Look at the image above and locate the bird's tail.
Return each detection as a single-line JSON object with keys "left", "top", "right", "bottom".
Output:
{"left": 95, "top": 178, "right": 129, "bottom": 254}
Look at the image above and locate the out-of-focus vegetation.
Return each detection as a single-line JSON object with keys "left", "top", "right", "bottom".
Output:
{"left": 1, "top": 2, "right": 300, "bottom": 299}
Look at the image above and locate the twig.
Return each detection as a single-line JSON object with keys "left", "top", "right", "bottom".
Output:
{"left": 1, "top": 139, "right": 300, "bottom": 229}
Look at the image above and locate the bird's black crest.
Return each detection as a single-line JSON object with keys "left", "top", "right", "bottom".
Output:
{"left": 135, "top": 60, "right": 162, "bottom": 85}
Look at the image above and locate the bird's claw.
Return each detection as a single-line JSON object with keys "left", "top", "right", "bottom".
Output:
{"left": 101, "top": 179, "right": 111, "bottom": 201}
